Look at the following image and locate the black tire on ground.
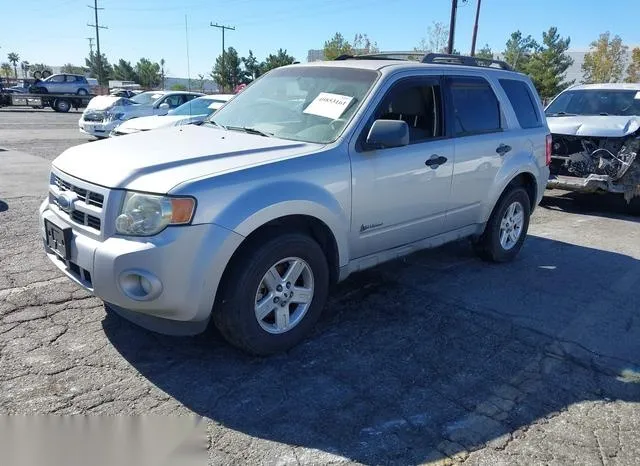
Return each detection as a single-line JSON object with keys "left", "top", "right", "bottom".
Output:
{"left": 213, "top": 232, "right": 330, "bottom": 355}
{"left": 472, "top": 186, "right": 531, "bottom": 263}
{"left": 77, "top": 88, "right": 88, "bottom": 95}
{"left": 54, "top": 98, "right": 71, "bottom": 113}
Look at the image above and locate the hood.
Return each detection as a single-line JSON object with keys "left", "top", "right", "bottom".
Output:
{"left": 547, "top": 115, "right": 640, "bottom": 138}
{"left": 52, "top": 125, "right": 321, "bottom": 193}
{"left": 117, "top": 114, "right": 193, "bottom": 131}
{"left": 85, "top": 95, "right": 123, "bottom": 111}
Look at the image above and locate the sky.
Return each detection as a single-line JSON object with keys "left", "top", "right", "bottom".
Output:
{"left": 1, "top": 0, "right": 638, "bottom": 79}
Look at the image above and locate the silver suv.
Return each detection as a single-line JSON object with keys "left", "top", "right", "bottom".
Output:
{"left": 40, "top": 53, "right": 550, "bottom": 354}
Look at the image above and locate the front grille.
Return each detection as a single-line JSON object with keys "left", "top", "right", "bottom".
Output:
{"left": 83, "top": 112, "right": 105, "bottom": 122}
{"left": 50, "top": 172, "right": 107, "bottom": 234}
{"left": 52, "top": 174, "right": 104, "bottom": 208}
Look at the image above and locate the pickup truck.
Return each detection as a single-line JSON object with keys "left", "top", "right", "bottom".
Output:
{"left": 40, "top": 53, "right": 550, "bottom": 354}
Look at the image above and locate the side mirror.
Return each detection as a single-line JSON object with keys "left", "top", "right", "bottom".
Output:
{"left": 159, "top": 102, "right": 170, "bottom": 109}
{"left": 365, "top": 119, "right": 410, "bottom": 149}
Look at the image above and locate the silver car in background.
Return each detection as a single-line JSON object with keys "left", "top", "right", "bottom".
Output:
{"left": 31, "top": 74, "right": 91, "bottom": 95}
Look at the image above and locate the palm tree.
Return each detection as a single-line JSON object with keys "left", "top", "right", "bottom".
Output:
{"left": 1, "top": 62, "right": 12, "bottom": 78}
{"left": 7, "top": 52, "right": 20, "bottom": 79}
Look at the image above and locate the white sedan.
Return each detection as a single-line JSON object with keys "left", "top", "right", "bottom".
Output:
{"left": 79, "top": 90, "right": 203, "bottom": 139}
{"left": 110, "top": 94, "right": 234, "bottom": 137}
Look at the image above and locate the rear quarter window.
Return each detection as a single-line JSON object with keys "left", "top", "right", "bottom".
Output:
{"left": 448, "top": 76, "right": 501, "bottom": 136}
{"left": 499, "top": 79, "right": 542, "bottom": 129}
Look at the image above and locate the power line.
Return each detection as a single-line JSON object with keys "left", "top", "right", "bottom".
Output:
{"left": 87, "top": 0, "right": 108, "bottom": 85}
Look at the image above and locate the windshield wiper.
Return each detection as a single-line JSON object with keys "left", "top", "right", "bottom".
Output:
{"left": 598, "top": 112, "right": 609, "bottom": 116}
{"left": 225, "top": 126, "right": 273, "bottom": 137}
{"left": 203, "top": 119, "right": 227, "bottom": 130}
{"left": 546, "top": 111, "right": 577, "bottom": 117}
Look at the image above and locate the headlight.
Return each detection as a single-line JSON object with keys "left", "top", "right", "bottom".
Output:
{"left": 106, "top": 112, "right": 125, "bottom": 121}
{"left": 115, "top": 192, "right": 196, "bottom": 236}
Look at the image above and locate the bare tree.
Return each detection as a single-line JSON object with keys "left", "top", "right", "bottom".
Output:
{"left": 415, "top": 22, "right": 449, "bottom": 53}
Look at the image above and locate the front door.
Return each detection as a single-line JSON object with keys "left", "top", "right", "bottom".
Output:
{"left": 349, "top": 76, "right": 453, "bottom": 259}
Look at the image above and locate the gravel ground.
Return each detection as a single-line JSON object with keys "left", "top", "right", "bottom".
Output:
{"left": 1, "top": 109, "right": 639, "bottom": 465}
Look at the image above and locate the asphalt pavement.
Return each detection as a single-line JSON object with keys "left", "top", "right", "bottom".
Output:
{"left": 1, "top": 108, "right": 639, "bottom": 465}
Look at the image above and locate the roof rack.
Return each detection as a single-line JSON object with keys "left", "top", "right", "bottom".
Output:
{"left": 421, "top": 53, "right": 513, "bottom": 70}
{"left": 334, "top": 51, "right": 513, "bottom": 71}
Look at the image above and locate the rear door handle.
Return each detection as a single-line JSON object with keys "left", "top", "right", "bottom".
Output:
{"left": 425, "top": 154, "right": 448, "bottom": 168}
{"left": 496, "top": 144, "right": 512, "bottom": 156}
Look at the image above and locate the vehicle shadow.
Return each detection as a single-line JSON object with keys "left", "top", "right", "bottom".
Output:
{"left": 541, "top": 190, "right": 639, "bottom": 220}
{"left": 0, "top": 200, "right": 7, "bottom": 213}
{"left": 102, "top": 236, "right": 640, "bottom": 464}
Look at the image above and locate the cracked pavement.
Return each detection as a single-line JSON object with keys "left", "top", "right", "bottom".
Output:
{"left": 1, "top": 109, "right": 639, "bottom": 465}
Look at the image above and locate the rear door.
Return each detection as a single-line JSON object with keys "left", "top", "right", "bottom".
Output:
{"left": 444, "top": 75, "right": 506, "bottom": 229}
{"left": 45, "top": 74, "right": 66, "bottom": 93}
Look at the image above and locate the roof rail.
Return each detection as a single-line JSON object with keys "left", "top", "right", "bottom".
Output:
{"left": 421, "top": 53, "right": 513, "bottom": 71}
{"left": 334, "top": 51, "right": 424, "bottom": 61}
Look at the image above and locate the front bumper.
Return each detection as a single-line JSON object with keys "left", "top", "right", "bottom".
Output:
{"left": 40, "top": 200, "right": 244, "bottom": 332}
{"left": 79, "top": 120, "right": 120, "bottom": 138}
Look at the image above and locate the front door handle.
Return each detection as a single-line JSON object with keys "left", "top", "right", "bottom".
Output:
{"left": 496, "top": 144, "right": 512, "bottom": 156}
{"left": 425, "top": 154, "right": 448, "bottom": 168}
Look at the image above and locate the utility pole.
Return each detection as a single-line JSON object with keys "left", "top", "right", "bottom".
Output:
{"left": 85, "top": 37, "right": 94, "bottom": 56}
{"left": 210, "top": 22, "right": 235, "bottom": 90}
{"left": 87, "top": 0, "right": 108, "bottom": 86}
{"left": 447, "top": 0, "right": 458, "bottom": 54}
{"left": 470, "top": 0, "right": 482, "bottom": 56}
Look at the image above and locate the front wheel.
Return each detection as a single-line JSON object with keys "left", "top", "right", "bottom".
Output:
{"left": 473, "top": 187, "right": 531, "bottom": 262}
{"left": 213, "top": 233, "right": 329, "bottom": 355}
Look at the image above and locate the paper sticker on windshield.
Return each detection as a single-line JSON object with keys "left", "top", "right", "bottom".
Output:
{"left": 635, "top": 91, "right": 640, "bottom": 100}
{"left": 303, "top": 92, "right": 354, "bottom": 119}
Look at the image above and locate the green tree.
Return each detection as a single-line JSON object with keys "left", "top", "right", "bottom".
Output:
{"left": 210, "top": 47, "right": 245, "bottom": 92}
{"left": 503, "top": 31, "right": 538, "bottom": 72}
{"left": 582, "top": 32, "right": 628, "bottom": 83}
{"left": 476, "top": 44, "right": 494, "bottom": 60}
{"left": 323, "top": 33, "right": 353, "bottom": 60}
{"left": 415, "top": 22, "right": 449, "bottom": 53}
{"left": 242, "top": 50, "right": 261, "bottom": 81}
{"left": 0, "top": 62, "right": 12, "bottom": 78}
{"left": 112, "top": 59, "right": 138, "bottom": 82}
{"left": 85, "top": 52, "right": 112, "bottom": 85}
{"left": 261, "top": 48, "right": 295, "bottom": 74}
{"left": 525, "top": 27, "right": 574, "bottom": 99}
{"left": 7, "top": 52, "right": 19, "bottom": 79}
{"left": 28, "top": 63, "right": 52, "bottom": 77}
{"left": 353, "top": 33, "right": 379, "bottom": 54}
{"left": 625, "top": 47, "right": 640, "bottom": 83}
{"left": 20, "top": 61, "right": 29, "bottom": 78}
{"left": 61, "top": 63, "right": 86, "bottom": 74}
{"left": 135, "top": 58, "right": 161, "bottom": 88}
{"left": 170, "top": 83, "right": 187, "bottom": 91}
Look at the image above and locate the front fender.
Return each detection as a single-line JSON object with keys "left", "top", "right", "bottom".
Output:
{"left": 215, "top": 181, "right": 351, "bottom": 267}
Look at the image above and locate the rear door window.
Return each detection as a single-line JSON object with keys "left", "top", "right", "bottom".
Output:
{"left": 448, "top": 76, "right": 501, "bottom": 136}
{"left": 499, "top": 79, "right": 541, "bottom": 129}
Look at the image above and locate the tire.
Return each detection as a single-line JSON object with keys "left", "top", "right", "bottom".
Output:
{"left": 473, "top": 187, "right": 531, "bottom": 263}
{"left": 213, "top": 232, "right": 330, "bottom": 355}
{"left": 77, "top": 88, "right": 88, "bottom": 95}
{"left": 54, "top": 99, "right": 71, "bottom": 113}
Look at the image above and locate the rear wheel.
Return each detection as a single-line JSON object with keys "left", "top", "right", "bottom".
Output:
{"left": 54, "top": 98, "right": 71, "bottom": 113}
{"left": 213, "top": 233, "right": 329, "bottom": 355}
{"left": 473, "top": 187, "right": 531, "bottom": 262}
{"left": 77, "top": 88, "right": 88, "bottom": 95}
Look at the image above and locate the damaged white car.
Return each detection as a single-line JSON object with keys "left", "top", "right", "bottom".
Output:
{"left": 546, "top": 83, "right": 640, "bottom": 212}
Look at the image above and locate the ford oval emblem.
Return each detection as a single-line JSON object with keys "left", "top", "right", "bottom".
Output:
{"left": 57, "top": 191, "right": 78, "bottom": 213}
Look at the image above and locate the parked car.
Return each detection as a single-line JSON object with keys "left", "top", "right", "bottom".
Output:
{"left": 30, "top": 73, "right": 90, "bottom": 95}
{"left": 110, "top": 94, "right": 234, "bottom": 136}
{"left": 78, "top": 90, "right": 203, "bottom": 139}
{"left": 40, "top": 53, "right": 550, "bottom": 354}
{"left": 545, "top": 83, "right": 640, "bottom": 212}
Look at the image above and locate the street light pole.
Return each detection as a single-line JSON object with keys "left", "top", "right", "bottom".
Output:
{"left": 470, "top": 0, "right": 482, "bottom": 56}
{"left": 447, "top": 0, "right": 458, "bottom": 54}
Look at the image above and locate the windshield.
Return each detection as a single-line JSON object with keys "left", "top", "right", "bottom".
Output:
{"left": 208, "top": 66, "right": 378, "bottom": 143}
{"left": 131, "top": 92, "right": 164, "bottom": 106}
{"left": 546, "top": 90, "right": 640, "bottom": 116}
{"left": 170, "top": 97, "right": 219, "bottom": 116}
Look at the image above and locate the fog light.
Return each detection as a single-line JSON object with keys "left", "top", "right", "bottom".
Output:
{"left": 119, "top": 270, "right": 162, "bottom": 301}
